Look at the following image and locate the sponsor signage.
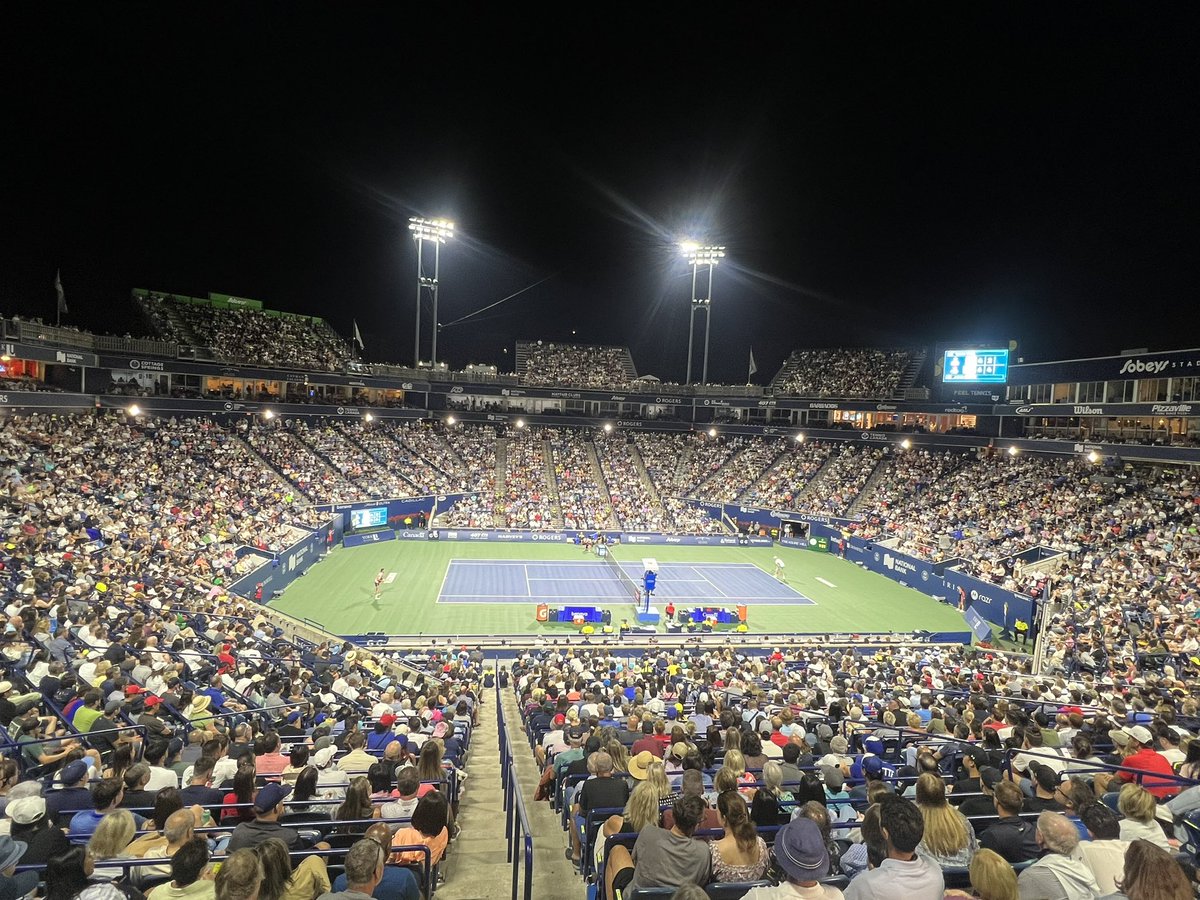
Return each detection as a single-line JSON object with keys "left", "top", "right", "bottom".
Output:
{"left": 229, "top": 519, "right": 335, "bottom": 599}
{"left": 1000, "top": 402, "right": 1200, "bottom": 418}
{"left": 0, "top": 391, "right": 93, "bottom": 409}
{"left": 344, "top": 530, "right": 397, "bottom": 547}
{"left": 941, "top": 567, "right": 1034, "bottom": 632}
{"left": 1008, "top": 349, "right": 1200, "bottom": 386}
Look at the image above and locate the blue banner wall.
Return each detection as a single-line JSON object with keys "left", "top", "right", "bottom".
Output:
{"left": 941, "top": 568, "right": 1035, "bottom": 632}
{"left": 229, "top": 519, "right": 334, "bottom": 599}
{"left": 849, "top": 542, "right": 943, "bottom": 592}
{"left": 343, "top": 530, "right": 396, "bottom": 547}
{"left": 623, "top": 533, "right": 774, "bottom": 547}
{"left": 324, "top": 493, "right": 477, "bottom": 532}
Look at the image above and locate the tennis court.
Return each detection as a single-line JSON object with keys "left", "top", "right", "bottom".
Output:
{"left": 436, "top": 558, "right": 815, "bottom": 605}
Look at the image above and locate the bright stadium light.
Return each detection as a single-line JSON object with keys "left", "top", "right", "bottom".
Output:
{"left": 1087, "top": 450, "right": 1100, "bottom": 463}
{"left": 603, "top": 422, "right": 613, "bottom": 433}
{"left": 409, "top": 216, "right": 455, "bottom": 368}
{"left": 707, "top": 427, "right": 718, "bottom": 438}
{"left": 446, "top": 415, "right": 457, "bottom": 426}
{"left": 262, "top": 410, "right": 275, "bottom": 421}
{"left": 515, "top": 418, "right": 525, "bottom": 429}
{"left": 795, "top": 433, "right": 805, "bottom": 443}
{"left": 680, "top": 241, "right": 726, "bottom": 385}
{"left": 127, "top": 404, "right": 141, "bottom": 417}
{"left": 364, "top": 413, "right": 374, "bottom": 422}
{"left": 900, "top": 438, "right": 912, "bottom": 449}
{"left": 1008, "top": 446, "right": 1019, "bottom": 456}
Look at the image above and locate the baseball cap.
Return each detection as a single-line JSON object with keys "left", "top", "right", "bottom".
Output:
{"left": 379, "top": 714, "right": 397, "bottom": 727}
{"left": 671, "top": 741, "right": 690, "bottom": 759}
{"left": 567, "top": 725, "right": 586, "bottom": 743}
{"left": 863, "top": 756, "right": 884, "bottom": 778}
{"left": 104, "top": 699, "right": 124, "bottom": 715}
{"left": 144, "top": 696, "right": 163, "bottom": 707}
{"left": 253, "top": 783, "right": 292, "bottom": 813}
{"left": 60, "top": 760, "right": 89, "bottom": 785}
{"left": 829, "top": 736, "right": 849, "bottom": 755}
{"left": 1030, "top": 763, "right": 1061, "bottom": 793}
{"left": 6, "top": 796, "right": 46, "bottom": 825}
{"left": 979, "top": 766, "right": 1003, "bottom": 790}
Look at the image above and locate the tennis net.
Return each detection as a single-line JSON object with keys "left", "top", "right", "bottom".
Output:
{"left": 603, "top": 545, "right": 642, "bottom": 604}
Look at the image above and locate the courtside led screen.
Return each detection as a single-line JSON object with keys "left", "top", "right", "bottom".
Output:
{"left": 350, "top": 507, "right": 388, "bottom": 530}
{"left": 942, "top": 348, "right": 1009, "bottom": 384}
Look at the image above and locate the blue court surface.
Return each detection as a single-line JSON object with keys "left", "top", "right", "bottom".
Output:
{"left": 436, "top": 559, "right": 816, "bottom": 605}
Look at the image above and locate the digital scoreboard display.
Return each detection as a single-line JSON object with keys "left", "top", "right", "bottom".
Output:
{"left": 350, "top": 507, "right": 388, "bottom": 530}
{"left": 942, "top": 348, "right": 1009, "bottom": 384}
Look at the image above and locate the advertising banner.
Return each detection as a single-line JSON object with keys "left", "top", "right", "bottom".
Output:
{"left": 343, "top": 530, "right": 396, "bottom": 547}
{"left": 941, "top": 568, "right": 1034, "bottom": 632}
{"left": 0, "top": 391, "right": 94, "bottom": 409}
{"left": 848, "top": 542, "right": 942, "bottom": 591}
{"left": 229, "top": 520, "right": 333, "bottom": 599}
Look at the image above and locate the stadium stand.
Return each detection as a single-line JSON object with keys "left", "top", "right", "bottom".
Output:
{"left": 770, "top": 348, "right": 915, "bottom": 398}
{"left": 518, "top": 341, "right": 638, "bottom": 388}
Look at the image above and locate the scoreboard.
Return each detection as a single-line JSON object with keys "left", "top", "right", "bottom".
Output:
{"left": 350, "top": 506, "right": 388, "bottom": 530}
{"left": 942, "top": 348, "right": 1009, "bottom": 384}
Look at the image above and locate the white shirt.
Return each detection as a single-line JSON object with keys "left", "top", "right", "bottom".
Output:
{"left": 146, "top": 765, "right": 179, "bottom": 792}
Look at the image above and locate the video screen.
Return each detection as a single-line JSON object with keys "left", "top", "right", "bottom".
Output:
{"left": 942, "top": 348, "right": 1009, "bottom": 384}
{"left": 350, "top": 507, "right": 388, "bottom": 530}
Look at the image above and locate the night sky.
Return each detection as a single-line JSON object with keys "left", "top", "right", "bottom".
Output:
{"left": 4, "top": 6, "right": 1198, "bottom": 384}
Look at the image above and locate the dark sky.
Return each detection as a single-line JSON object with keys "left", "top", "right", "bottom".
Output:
{"left": 4, "top": 6, "right": 1198, "bottom": 383}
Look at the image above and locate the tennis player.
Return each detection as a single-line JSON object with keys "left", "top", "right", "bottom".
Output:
{"left": 373, "top": 567, "right": 385, "bottom": 599}
{"left": 773, "top": 556, "right": 787, "bottom": 582}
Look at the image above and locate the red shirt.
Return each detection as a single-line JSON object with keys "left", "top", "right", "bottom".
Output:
{"left": 631, "top": 737, "right": 664, "bottom": 759}
{"left": 1117, "top": 748, "right": 1179, "bottom": 798}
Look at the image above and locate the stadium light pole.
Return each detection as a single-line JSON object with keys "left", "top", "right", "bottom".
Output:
{"left": 408, "top": 217, "right": 454, "bottom": 368}
{"left": 680, "top": 242, "right": 725, "bottom": 385}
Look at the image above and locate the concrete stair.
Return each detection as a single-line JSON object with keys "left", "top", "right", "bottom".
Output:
{"left": 628, "top": 443, "right": 662, "bottom": 504}
{"left": 542, "top": 438, "right": 565, "bottom": 528}
{"left": 584, "top": 441, "right": 620, "bottom": 530}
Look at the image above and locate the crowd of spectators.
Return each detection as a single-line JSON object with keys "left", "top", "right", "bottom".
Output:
{"left": 548, "top": 432, "right": 616, "bottom": 532}
{"left": 742, "top": 442, "right": 834, "bottom": 509}
{"left": 242, "top": 423, "right": 358, "bottom": 506}
{"left": 774, "top": 349, "right": 913, "bottom": 399}
{"left": 593, "top": 435, "right": 670, "bottom": 532}
{"left": 521, "top": 343, "right": 633, "bottom": 388}
{"left": 141, "top": 296, "right": 352, "bottom": 373}
{"left": 789, "top": 446, "right": 884, "bottom": 518}
{"left": 0, "top": 405, "right": 492, "bottom": 895}
{"left": 694, "top": 438, "right": 788, "bottom": 504}
{"left": 497, "top": 428, "right": 557, "bottom": 530}
{"left": 512, "top": 638, "right": 1200, "bottom": 900}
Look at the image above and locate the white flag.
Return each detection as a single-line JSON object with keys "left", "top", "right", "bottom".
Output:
{"left": 353, "top": 319, "right": 364, "bottom": 349}
{"left": 748, "top": 347, "right": 758, "bottom": 379}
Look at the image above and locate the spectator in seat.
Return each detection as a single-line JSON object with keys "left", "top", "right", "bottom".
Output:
{"left": 227, "top": 783, "right": 326, "bottom": 853}
{"left": 845, "top": 795, "right": 944, "bottom": 900}
{"left": 390, "top": 791, "right": 450, "bottom": 867}
{"left": 710, "top": 789, "right": 770, "bottom": 883}
{"left": 318, "top": 838, "right": 385, "bottom": 900}
{"left": 215, "top": 848, "right": 263, "bottom": 900}
{"left": 570, "top": 750, "right": 629, "bottom": 870}
{"left": 914, "top": 772, "right": 978, "bottom": 868}
{"left": 1015, "top": 812, "right": 1100, "bottom": 900}
{"left": 1108, "top": 839, "right": 1193, "bottom": 900}
{"left": 953, "top": 848, "right": 1018, "bottom": 900}
{"left": 255, "top": 836, "right": 330, "bottom": 900}
{"left": 146, "top": 836, "right": 214, "bottom": 900}
{"left": 329, "top": 822, "right": 420, "bottom": 900}
{"left": 69, "top": 777, "right": 128, "bottom": 844}
{"left": 980, "top": 781, "right": 1039, "bottom": 863}
{"left": 603, "top": 794, "right": 711, "bottom": 900}
{"left": 743, "top": 816, "right": 842, "bottom": 900}
{"left": 331, "top": 778, "right": 378, "bottom": 835}
{"left": 1075, "top": 803, "right": 1128, "bottom": 896}
{"left": 8, "top": 795, "right": 71, "bottom": 866}
{"left": 1116, "top": 784, "right": 1170, "bottom": 850}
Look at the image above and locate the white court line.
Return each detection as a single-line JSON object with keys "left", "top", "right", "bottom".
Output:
{"left": 816, "top": 577, "right": 837, "bottom": 588}
{"left": 692, "top": 568, "right": 731, "bottom": 600}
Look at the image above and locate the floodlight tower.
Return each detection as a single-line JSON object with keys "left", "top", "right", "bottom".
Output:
{"left": 408, "top": 217, "right": 454, "bottom": 367}
{"left": 680, "top": 242, "right": 725, "bottom": 385}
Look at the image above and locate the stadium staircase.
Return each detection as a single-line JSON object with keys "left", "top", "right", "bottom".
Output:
{"left": 233, "top": 433, "right": 317, "bottom": 501}
{"left": 627, "top": 442, "right": 664, "bottom": 505}
{"left": 740, "top": 443, "right": 821, "bottom": 504}
{"left": 498, "top": 688, "right": 583, "bottom": 900}
{"left": 494, "top": 437, "right": 508, "bottom": 498}
{"left": 344, "top": 422, "right": 457, "bottom": 490}
{"left": 288, "top": 427, "right": 375, "bottom": 491}
{"left": 584, "top": 442, "right": 620, "bottom": 530}
{"left": 513, "top": 342, "right": 530, "bottom": 381}
{"left": 768, "top": 351, "right": 802, "bottom": 392}
{"left": 541, "top": 437, "right": 565, "bottom": 526}
{"left": 895, "top": 348, "right": 928, "bottom": 397}
{"left": 617, "top": 347, "right": 639, "bottom": 381}
{"left": 845, "top": 455, "right": 895, "bottom": 517}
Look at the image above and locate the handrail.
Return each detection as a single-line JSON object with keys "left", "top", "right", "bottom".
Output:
{"left": 509, "top": 762, "right": 533, "bottom": 900}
